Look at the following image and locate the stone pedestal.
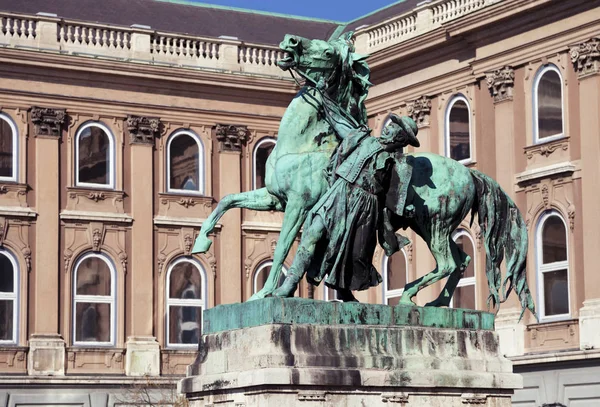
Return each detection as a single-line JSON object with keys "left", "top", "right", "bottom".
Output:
{"left": 125, "top": 336, "right": 160, "bottom": 376}
{"left": 579, "top": 299, "right": 600, "bottom": 350}
{"left": 180, "top": 299, "right": 521, "bottom": 406}
{"left": 495, "top": 308, "right": 525, "bottom": 357}
{"left": 27, "top": 333, "right": 66, "bottom": 376}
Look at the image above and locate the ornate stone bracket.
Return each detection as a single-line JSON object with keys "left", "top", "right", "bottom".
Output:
{"left": 485, "top": 66, "right": 515, "bottom": 103}
{"left": 215, "top": 124, "right": 249, "bottom": 152}
{"left": 407, "top": 96, "right": 431, "bottom": 128}
{"left": 31, "top": 106, "right": 66, "bottom": 138}
{"left": 570, "top": 37, "right": 600, "bottom": 78}
{"left": 127, "top": 115, "right": 161, "bottom": 145}
{"left": 524, "top": 137, "right": 569, "bottom": 160}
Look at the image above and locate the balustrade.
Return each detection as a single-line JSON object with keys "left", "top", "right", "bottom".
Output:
{"left": 0, "top": 15, "right": 36, "bottom": 46}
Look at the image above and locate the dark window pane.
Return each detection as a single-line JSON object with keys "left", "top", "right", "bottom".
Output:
{"left": 255, "top": 142, "right": 274, "bottom": 189}
{"left": 169, "top": 305, "right": 202, "bottom": 344}
{"left": 170, "top": 134, "right": 199, "bottom": 191}
{"left": 78, "top": 125, "right": 110, "bottom": 185}
{"left": 542, "top": 217, "right": 567, "bottom": 263}
{"left": 75, "top": 302, "right": 111, "bottom": 342}
{"left": 0, "top": 300, "right": 13, "bottom": 341}
{"left": 76, "top": 257, "right": 111, "bottom": 296}
{"left": 455, "top": 235, "right": 475, "bottom": 278}
{"left": 454, "top": 284, "right": 476, "bottom": 310}
{"left": 387, "top": 250, "right": 407, "bottom": 290}
{"left": 537, "top": 70, "right": 563, "bottom": 139}
{"left": 169, "top": 262, "right": 202, "bottom": 299}
{"left": 387, "top": 296, "right": 401, "bottom": 306}
{"left": 544, "top": 269, "right": 569, "bottom": 316}
{"left": 449, "top": 100, "right": 470, "bottom": 161}
{"left": 0, "top": 118, "right": 13, "bottom": 178}
{"left": 0, "top": 254, "right": 14, "bottom": 293}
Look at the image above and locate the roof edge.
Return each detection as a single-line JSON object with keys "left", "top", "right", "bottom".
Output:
{"left": 346, "top": 0, "right": 410, "bottom": 25}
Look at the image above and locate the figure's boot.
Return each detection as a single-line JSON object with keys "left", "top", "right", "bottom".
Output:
{"left": 273, "top": 270, "right": 301, "bottom": 297}
{"left": 337, "top": 288, "right": 358, "bottom": 302}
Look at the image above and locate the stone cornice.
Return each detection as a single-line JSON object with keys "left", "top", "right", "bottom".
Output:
{"left": 215, "top": 124, "right": 249, "bottom": 153}
{"left": 30, "top": 106, "right": 66, "bottom": 138}
{"left": 485, "top": 66, "right": 515, "bottom": 103}
{"left": 127, "top": 115, "right": 161, "bottom": 145}
{"left": 570, "top": 37, "right": 600, "bottom": 78}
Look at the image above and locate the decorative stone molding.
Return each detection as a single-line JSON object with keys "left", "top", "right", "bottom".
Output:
{"left": 160, "top": 349, "right": 197, "bottom": 375}
{"left": 406, "top": 96, "right": 432, "bottom": 128}
{"left": 524, "top": 140, "right": 569, "bottom": 160}
{"left": 570, "top": 37, "right": 600, "bottom": 78}
{"left": 215, "top": 124, "right": 249, "bottom": 152}
{"left": 527, "top": 319, "right": 579, "bottom": 353}
{"left": 30, "top": 106, "right": 66, "bottom": 138}
{"left": 405, "top": 242, "right": 413, "bottom": 263}
{"left": 461, "top": 393, "right": 487, "bottom": 404}
{"left": 183, "top": 233, "right": 194, "bottom": 256}
{"left": 515, "top": 162, "right": 576, "bottom": 185}
{"left": 64, "top": 249, "right": 73, "bottom": 273}
{"left": 127, "top": 115, "right": 161, "bottom": 145}
{"left": 0, "top": 347, "right": 27, "bottom": 373}
{"left": 381, "top": 393, "right": 408, "bottom": 403}
{"left": 65, "top": 347, "right": 125, "bottom": 374}
{"left": 158, "top": 192, "right": 213, "bottom": 221}
{"left": 485, "top": 66, "right": 515, "bottom": 103}
{"left": 0, "top": 183, "right": 29, "bottom": 208}
{"left": 92, "top": 228, "right": 102, "bottom": 251}
{"left": 298, "top": 392, "right": 327, "bottom": 402}
{"left": 66, "top": 187, "right": 125, "bottom": 214}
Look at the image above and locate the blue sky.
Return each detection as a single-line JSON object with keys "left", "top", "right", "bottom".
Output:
{"left": 187, "top": 0, "right": 399, "bottom": 21}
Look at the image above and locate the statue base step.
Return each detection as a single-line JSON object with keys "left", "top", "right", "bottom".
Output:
{"left": 180, "top": 298, "right": 521, "bottom": 406}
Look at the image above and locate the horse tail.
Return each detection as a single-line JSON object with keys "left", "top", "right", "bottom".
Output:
{"left": 470, "top": 170, "right": 537, "bottom": 321}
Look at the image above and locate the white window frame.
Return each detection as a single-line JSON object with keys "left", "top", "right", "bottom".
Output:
{"left": 536, "top": 211, "right": 571, "bottom": 322}
{"left": 323, "top": 277, "right": 341, "bottom": 302}
{"left": 533, "top": 64, "right": 565, "bottom": 144}
{"left": 0, "top": 112, "right": 18, "bottom": 183}
{"left": 253, "top": 260, "right": 287, "bottom": 294}
{"left": 166, "top": 257, "right": 207, "bottom": 349}
{"left": 166, "top": 129, "right": 205, "bottom": 195}
{"left": 72, "top": 252, "right": 116, "bottom": 347}
{"left": 382, "top": 248, "right": 408, "bottom": 305}
{"left": 0, "top": 249, "right": 19, "bottom": 345}
{"left": 445, "top": 95, "right": 472, "bottom": 165}
{"left": 252, "top": 137, "right": 277, "bottom": 190}
{"left": 75, "top": 121, "right": 115, "bottom": 189}
{"left": 450, "top": 229, "right": 477, "bottom": 309}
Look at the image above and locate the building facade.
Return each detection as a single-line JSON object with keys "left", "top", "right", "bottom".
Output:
{"left": 0, "top": 0, "right": 598, "bottom": 405}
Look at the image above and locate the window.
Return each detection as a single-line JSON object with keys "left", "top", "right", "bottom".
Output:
{"left": 167, "top": 130, "right": 204, "bottom": 194}
{"left": 536, "top": 212, "right": 570, "bottom": 319}
{"left": 0, "top": 250, "right": 18, "bottom": 344}
{"left": 323, "top": 278, "right": 340, "bottom": 302}
{"left": 383, "top": 248, "right": 408, "bottom": 306}
{"left": 533, "top": 65, "right": 564, "bottom": 143}
{"left": 73, "top": 253, "right": 115, "bottom": 346}
{"left": 253, "top": 261, "right": 287, "bottom": 294}
{"left": 445, "top": 96, "right": 471, "bottom": 163}
{"left": 0, "top": 113, "right": 17, "bottom": 182}
{"left": 252, "top": 138, "right": 276, "bottom": 190}
{"left": 166, "top": 258, "right": 206, "bottom": 347}
{"left": 451, "top": 230, "right": 476, "bottom": 310}
{"left": 75, "top": 122, "right": 114, "bottom": 188}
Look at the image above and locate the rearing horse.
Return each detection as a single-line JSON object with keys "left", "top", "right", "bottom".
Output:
{"left": 192, "top": 32, "right": 370, "bottom": 300}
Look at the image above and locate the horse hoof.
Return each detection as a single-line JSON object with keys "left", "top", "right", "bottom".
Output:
{"left": 425, "top": 299, "right": 448, "bottom": 308}
{"left": 398, "top": 296, "right": 416, "bottom": 306}
{"left": 273, "top": 276, "right": 299, "bottom": 298}
{"left": 248, "top": 290, "right": 268, "bottom": 302}
{"left": 192, "top": 235, "right": 212, "bottom": 254}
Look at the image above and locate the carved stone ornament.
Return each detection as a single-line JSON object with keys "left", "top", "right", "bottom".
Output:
{"left": 215, "top": 124, "right": 249, "bottom": 152}
{"left": 407, "top": 96, "right": 432, "bottom": 128}
{"left": 183, "top": 234, "right": 194, "bottom": 255}
{"left": 485, "top": 66, "right": 515, "bottom": 103}
{"left": 127, "top": 115, "right": 160, "bottom": 145}
{"left": 31, "top": 106, "right": 66, "bottom": 137}
{"left": 570, "top": 37, "right": 600, "bottom": 78}
{"left": 92, "top": 228, "right": 102, "bottom": 252}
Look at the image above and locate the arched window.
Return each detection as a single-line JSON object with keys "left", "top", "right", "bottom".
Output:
{"left": 536, "top": 212, "right": 569, "bottom": 319}
{"left": 252, "top": 138, "right": 276, "bottom": 190}
{"left": 0, "top": 249, "right": 18, "bottom": 344}
{"left": 253, "top": 260, "right": 287, "bottom": 294}
{"left": 167, "top": 130, "right": 204, "bottom": 194}
{"left": 75, "top": 122, "right": 114, "bottom": 188}
{"left": 451, "top": 230, "right": 476, "bottom": 310}
{"left": 445, "top": 95, "right": 471, "bottom": 163}
{"left": 73, "top": 253, "right": 115, "bottom": 346}
{"left": 383, "top": 248, "right": 408, "bottom": 306}
{"left": 166, "top": 258, "right": 206, "bottom": 347}
{"left": 0, "top": 113, "right": 17, "bottom": 182}
{"left": 533, "top": 65, "right": 564, "bottom": 143}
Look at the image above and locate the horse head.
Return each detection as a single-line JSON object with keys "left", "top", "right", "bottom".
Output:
{"left": 278, "top": 32, "right": 372, "bottom": 124}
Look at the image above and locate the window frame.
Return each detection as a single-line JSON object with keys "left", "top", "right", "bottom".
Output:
{"left": 0, "top": 112, "right": 18, "bottom": 183}
{"left": 450, "top": 229, "right": 477, "bottom": 309}
{"left": 536, "top": 211, "right": 571, "bottom": 322}
{"left": 252, "top": 137, "right": 277, "bottom": 190}
{"left": 382, "top": 248, "right": 408, "bottom": 305}
{"left": 166, "top": 129, "right": 205, "bottom": 195}
{"left": 75, "top": 121, "right": 115, "bottom": 189}
{"left": 0, "top": 249, "right": 19, "bottom": 345}
{"left": 253, "top": 260, "right": 287, "bottom": 295}
{"left": 444, "top": 94, "right": 472, "bottom": 165}
{"left": 72, "top": 252, "right": 116, "bottom": 347}
{"left": 533, "top": 64, "right": 565, "bottom": 144}
{"left": 323, "top": 278, "right": 341, "bottom": 302}
{"left": 165, "top": 257, "right": 207, "bottom": 349}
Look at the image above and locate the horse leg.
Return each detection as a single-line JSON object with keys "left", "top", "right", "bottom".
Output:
{"left": 399, "top": 230, "right": 457, "bottom": 305}
{"left": 248, "top": 199, "right": 308, "bottom": 301}
{"left": 425, "top": 240, "right": 471, "bottom": 307}
{"left": 192, "top": 188, "right": 283, "bottom": 253}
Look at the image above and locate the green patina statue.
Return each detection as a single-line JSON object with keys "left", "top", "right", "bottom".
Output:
{"left": 193, "top": 32, "right": 536, "bottom": 319}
